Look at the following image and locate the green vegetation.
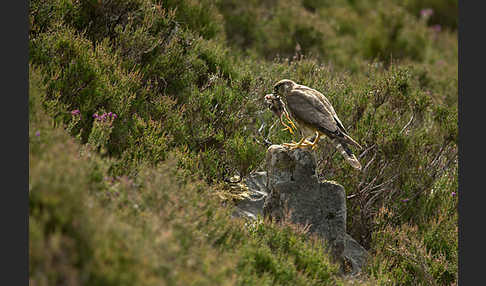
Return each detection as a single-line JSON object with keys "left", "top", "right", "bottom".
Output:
{"left": 30, "top": 67, "right": 343, "bottom": 285}
{"left": 29, "top": 0, "right": 457, "bottom": 284}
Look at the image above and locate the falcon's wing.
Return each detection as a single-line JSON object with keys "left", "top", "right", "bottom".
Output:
{"left": 294, "top": 86, "right": 349, "bottom": 135}
{"left": 331, "top": 112, "right": 348, "bottom": 135}
{"left": 286, "top": 89, "right": 339, "bottom": 134}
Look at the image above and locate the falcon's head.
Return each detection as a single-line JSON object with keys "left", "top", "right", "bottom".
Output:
{"left": 273, "top": 79, "right": 296, "bottom": 97}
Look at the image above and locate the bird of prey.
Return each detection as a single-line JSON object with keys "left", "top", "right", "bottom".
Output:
{"left": 268, "top": 79, "right": 363, "bottom": 170}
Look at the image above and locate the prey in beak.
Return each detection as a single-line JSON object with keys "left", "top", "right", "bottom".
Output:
{"left": 264, "top": 93, "right": 297, "bottom": 134}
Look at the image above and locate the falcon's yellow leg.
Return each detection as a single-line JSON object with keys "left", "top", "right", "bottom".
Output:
{"left": 280, "top": 110, "right": 298, "bottom": 135}
{"left": 283, "top": 137, "right": 302, "bottom": 148}
{"left": 308, "top": 131, "right": 321, "bottom": 150}
{"left": 284, "top": 110, "right": 297, "bottom": 131}
{"left": 283, "top": 137, "right": 311, "bottom": 150}
{"left": 280, "top": 115, "right": 294, "bottom": 134}
{"left": 283, "top": 132, "right": 322, "bottom": 150}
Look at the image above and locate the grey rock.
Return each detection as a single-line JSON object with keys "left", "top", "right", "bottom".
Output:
{"left": 231, "top": 171, "right": 268, "bottom": 220}
{"left": 343, "top": 233, "right": 369, "bottom": 275}
{"left": 262, "top": 144, "right": 369, "bottom": 274}
{"left": 231, "top": 144, "right": 369, "bottom": 274}
{"left": 263, "top": 145, "right": 346, "bottom": 241}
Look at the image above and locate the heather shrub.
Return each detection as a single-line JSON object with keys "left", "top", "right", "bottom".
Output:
{"left": 217, "top": 0, "right": 442, "bottom": 69}
{"left": 357, "top": 3, "right": 428, "bottom": 63}
{"left": 30, "top": 26, "right": 169, "bottom": 159}
{"left": 29, "top": 0, "right": 78, "bottom": 38}
{"left": 30, "top": 66, "right": 343, "bottom": 285}
{"left": 368, "top": 181, "right": 457, "bottom": 285}
{"left": 88, "top": 111, "right": 119, "bottom": 154}
{"left": 309, "top": 63, "right": 457, "bottom": 248}
{"left": 398, "top": 0, "right": 458, "bottom": 30}
{"left": 158, "top": 0, "right": 223, "bottom": 40}
{"left": 29, "top": 0, "right": 457, "bottom": 284}
{"left": 217, "top": 0, "right": 328, "bottom": 60}
{"left": 73, "top": 0, "right": 145, "bottom": 43}
{"left": 239, "top": 55, "right": 457, "bottom": 255}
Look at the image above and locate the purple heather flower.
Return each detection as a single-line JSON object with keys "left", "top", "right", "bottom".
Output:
{"left": 431, "top": 24, "right": 441, "bottom": 33}
{"left": 401, "top": 198, "right": 410, "bottom": 203}
{"left": 108, "top": 112, "right": 113, "bottom": 117}
{"left": 104, "top": 176, "right": 113, "bottom": 182}
{"left": 71, "top": 109, "right": 80, "bottom": 115}
{"left": 93, "top": 113, "right": 99, "bottom": 118}
{"left": 113, "top": 114, "right": 118, "bottom": 119}
{"left": 420, "top": 8, "right": 433, "bottom": 18}
{"left": 451, "top": 192, "right": 456, "bottom": 196}
{"left": 35, "top": 131, "right": 40, "bottom": 137}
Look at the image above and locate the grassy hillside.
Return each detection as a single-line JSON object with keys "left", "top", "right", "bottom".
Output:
{"left": 30, "top": 66, "right": 347, "bottom": 285}
{"left": 29, "top": 0, "right": 457, "bottom": 284}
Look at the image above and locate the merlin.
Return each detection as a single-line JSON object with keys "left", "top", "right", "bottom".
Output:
{"left": 266, "top": 79, "right": 362, "bottom": 170}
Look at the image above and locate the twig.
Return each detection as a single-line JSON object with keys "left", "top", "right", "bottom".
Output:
{"left": 361, "top": 151, "right": 377, "bottom": 175}
{"left": 359, "top": 144, "right": 377, "bottom": 159}
{"left": 399, "top": 113, "right": 414, "bottom": 134}
{"left": 255, "top": 121, "right": 274, "bottom": 147}
{"left": 425, "top": 142, "right": 448, "bottom": 174}
{"left": 358, "top": 161, "right": 389, "bottom": 195}
{"left": 367, "top": 174, "right": 399, "bottom": 195}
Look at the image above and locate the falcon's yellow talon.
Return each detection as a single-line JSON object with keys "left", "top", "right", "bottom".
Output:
{"left": 307, "top": 131, "right": 321, "bottom": 150}
{"left": 281, "top": 124, "right": 294, "bottom": 134}
{"left": 284, "top": 111, "right": 297, "bottom": 130}
{"left": 287, "top": 137, "right": 309, "bottom": 150}
{"left": 279, "top": 116, "right": 296, "bottom": 135}
{"left": 282, "top": 128, "right": 294, "bottom": 134}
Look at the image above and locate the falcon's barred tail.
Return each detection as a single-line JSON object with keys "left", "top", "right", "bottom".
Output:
{"left": 334, "top": 140, "right": 362, "bottom": 171}
{"left": 317, "top": 126, "right": 362, "bottom": 150}
{"left": 340, "top": 132, "right": 362, "bottom": 150}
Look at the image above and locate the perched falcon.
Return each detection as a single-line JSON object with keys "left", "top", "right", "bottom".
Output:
{"left": 269, "top": 79, "right": 363, "bottom": 170}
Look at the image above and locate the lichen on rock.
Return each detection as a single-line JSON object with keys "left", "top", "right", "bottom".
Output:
{"left": 234, "top": 144, "right": 369, "bottom": 275}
